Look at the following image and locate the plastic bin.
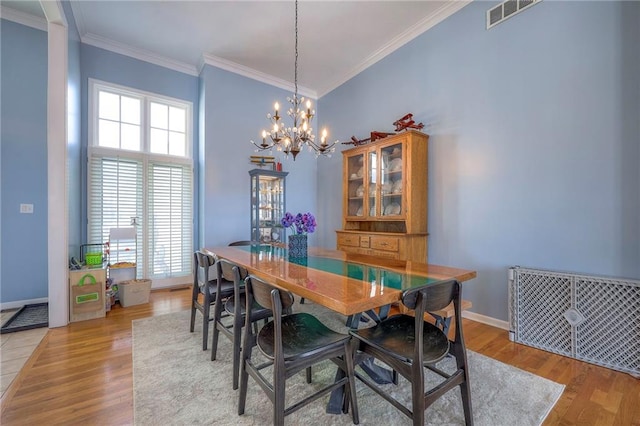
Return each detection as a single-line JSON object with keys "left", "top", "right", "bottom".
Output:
{"left": 119, "top": 279, "right": 151, "bottom": 307}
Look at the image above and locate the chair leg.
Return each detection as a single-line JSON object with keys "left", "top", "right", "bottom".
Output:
{"left": 411, "top": 376, "right": 425, "bottom": 426}
{"left": 190, "top": 304, "right": 196, "bottom": 333}
{"left": 238, "top": 358, "right": 249, "bottom": 415}
{"left": 232, "top": 314, "right": 243, "bottom": 390}
{"left": 239, "top": 318, "right": 256, "bottom": 416}
{"left": 274, "top": 368, "right": 286, "bottom": 426}
{"left": 460, "top": 378, "right": 474, "bottom": 425}
{"left": 345, "top": 342, "right": 360, "bottom": 424}
{"left": 306, "top": 366, "right": 312, "bottom": 384}
{"left": 211, "top": 304, "right": 221, "bottom": 360}
{"left": 202, "top": 303, "right": 210, "bottom": 351}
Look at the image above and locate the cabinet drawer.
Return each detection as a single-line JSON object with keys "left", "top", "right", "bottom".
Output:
{"left": 370, "top": 236, "right": 399, "bottom": 252}
{"left": 370, "top": 250, "right": 400, "bottom": 259}
{"left": 338, "top": 234, "right": 360, "bottom": 247}
{"left": 359, "top": 236, "right": 370, "bottom": 248}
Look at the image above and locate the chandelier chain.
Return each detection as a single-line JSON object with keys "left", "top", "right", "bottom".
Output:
{"left": 294, "top": 0, "right": 298, "bottom": 100}
{"left": 250, "top": 0, "right": 337, "bottom": 160}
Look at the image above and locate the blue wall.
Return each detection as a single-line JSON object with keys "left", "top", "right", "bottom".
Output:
{"left": 65, "top": 1, "right": 82, "bottom": 260}
{"left": 0, "top": 20, "right": 49, "bottom": 302}
{"left": 318, "top": 0, "right": 640, "bottom": 321}
{"left": 199, "top": 65, "right": 318, "bottom": 247}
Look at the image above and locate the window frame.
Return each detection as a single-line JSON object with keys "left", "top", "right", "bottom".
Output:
{"left": 87, "top": 79, "right": 194, "bottom": 288}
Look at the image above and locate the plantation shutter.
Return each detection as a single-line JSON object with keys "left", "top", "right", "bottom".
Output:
{"left": 88, "top": 155, "right": 144, "bottom": 272}
{"left": 147, "top": 161, "right": 192, "bottom": 278}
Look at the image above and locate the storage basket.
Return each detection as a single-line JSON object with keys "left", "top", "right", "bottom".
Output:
{"left": 119, "top": 279, "right": 152, "bottom": 307}
{"left": 81, "top": 244, "right": 104, "bottom": 266}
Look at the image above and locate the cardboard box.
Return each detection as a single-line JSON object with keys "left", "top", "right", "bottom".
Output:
{"left": 119, "top": 279, "right": 151, "bottom": 307}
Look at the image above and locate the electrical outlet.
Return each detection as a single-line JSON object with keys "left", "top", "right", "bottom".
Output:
{"left": 20, "top": 203, "right": 34, "bottom": 214}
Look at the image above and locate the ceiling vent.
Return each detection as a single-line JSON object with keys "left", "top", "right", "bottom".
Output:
{"left": 487, "top": 0, "right": 541, "bottom": 29}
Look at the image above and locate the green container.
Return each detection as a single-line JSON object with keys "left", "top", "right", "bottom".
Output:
{"left": 85, "top": 252, "right": 103, "bottom": 265}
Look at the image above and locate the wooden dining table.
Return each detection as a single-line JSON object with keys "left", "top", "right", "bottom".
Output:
{"left": 205, "top": 244, "right": 477, "bottom": 317}
{"left": 205, "top": 244, "right": 477, "bottom": 413}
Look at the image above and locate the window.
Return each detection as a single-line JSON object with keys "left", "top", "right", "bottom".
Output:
{"left": 88, "top": 79, "right": 193, "bottom": 287}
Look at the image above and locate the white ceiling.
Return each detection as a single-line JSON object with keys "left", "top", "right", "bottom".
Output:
{"left": 1, "top": 0, "right": 469, "bottom": 97}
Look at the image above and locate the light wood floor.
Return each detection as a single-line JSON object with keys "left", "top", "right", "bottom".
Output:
{"left": 1, "top": 288, "right": 639, "bottom": 425}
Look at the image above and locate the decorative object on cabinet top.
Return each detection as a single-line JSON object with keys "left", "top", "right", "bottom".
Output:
{"left": 341, "top": 113, "right": 426, "bottom": 147}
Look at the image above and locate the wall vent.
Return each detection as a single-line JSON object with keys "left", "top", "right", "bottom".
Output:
{"left": 487, "top": 0, "right": 541, "bottom": 29}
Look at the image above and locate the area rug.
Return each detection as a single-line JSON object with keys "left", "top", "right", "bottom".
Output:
{"left": 132, "top": 305, "right": 564, "bottom": 425}
{"left": 1, "top": 303, "right": 48, "bottom": 334}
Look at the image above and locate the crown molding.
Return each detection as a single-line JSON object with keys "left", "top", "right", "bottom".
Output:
{"left": 0, "top": 5, "right": 48, "bottom": 31}
{"left": 81, "top": 33, "right": 199, "bottom": 76}
{"left": 201, "top": 53, "right": 317, "bottom": 99}
{"left": 316, "top": 0, "right": 472, "bottom": 97}
{"left": 41, "top": 1, "right": 67, "bottom": 27}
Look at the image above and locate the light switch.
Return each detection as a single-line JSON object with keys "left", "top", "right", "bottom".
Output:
{"left": 20, "top": 203, "right": 34, "bottom": 214}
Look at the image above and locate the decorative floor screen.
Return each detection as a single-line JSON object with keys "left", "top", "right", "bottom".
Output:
{"left": 508, "top": 266, "right": 639, "bottom": 377}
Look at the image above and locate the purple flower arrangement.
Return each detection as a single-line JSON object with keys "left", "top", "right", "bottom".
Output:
{"left": 281, "top": 212, "right": 316, "bottom": 235}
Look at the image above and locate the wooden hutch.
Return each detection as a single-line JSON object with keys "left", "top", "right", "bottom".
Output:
{"left": 336, "top": 130, "right": 428, "bottom": 262}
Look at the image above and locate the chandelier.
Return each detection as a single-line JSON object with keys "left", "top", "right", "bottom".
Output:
{"left": 251, "top": 0, "right": 337, "bottom": 160}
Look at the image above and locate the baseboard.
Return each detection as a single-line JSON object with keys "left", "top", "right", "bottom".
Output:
{"left": 463, "top": 310, "right": 509, "bottom": 331}
{"left": 1, "top": 297, "right": 48, "bottom": 311}
{"left": 150, "top": 283, "right": 191, "bottom": 292}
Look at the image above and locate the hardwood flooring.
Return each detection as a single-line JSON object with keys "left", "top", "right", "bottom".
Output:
{"left": 1, "top": 287, "right": 639, "bottom": 425}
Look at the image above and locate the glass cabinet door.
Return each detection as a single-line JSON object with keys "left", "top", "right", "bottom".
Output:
{"left": 249, "top": 169, "right": 288, "bottom": 243}
{"left": 346, "top": 153, "right": 365, "bottom": 217}
{"left": 368, "top": 150, "right": 378, "bottom": 217}
{"left": 380, "top": 142, "right": 403, "bottom": 217}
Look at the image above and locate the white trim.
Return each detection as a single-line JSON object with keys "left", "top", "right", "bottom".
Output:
{"left": 0, "top": 297, "right": 49, "bottom": 312}
{"left": 463, "top": 310, "right": 510, "bottom": 331}
{"left": 89, "top": 78, "right": 193, "bottom": 159}
{"left": 40, "top": 0, "right": 67, "bottom": 27}
{"left": 150, "top": 276, "right": 191, "bottom": 290}
{"left": 317, "top": 0, "right": 472, "bottom": 97}
{"left": 201, "top": 53, "right": 317, "bottom": 99}
{"left": 47, "top": 21, "right": 69, "bottom": 328}
{"left": 82, "top": 33, "right": 199, "bottom": 76}
{"left": 0, "top": 5, "right": 48, "bottom": 31}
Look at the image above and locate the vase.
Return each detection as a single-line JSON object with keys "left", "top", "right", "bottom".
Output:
{"left": 288, "top": 234, "right": 307, "bottom": 259}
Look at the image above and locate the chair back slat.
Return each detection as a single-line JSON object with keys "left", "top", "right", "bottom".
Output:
{"left": 402, "top": 279, "right": 459, "bottom": 312}
{"left": 246, "top": 276, "right": 295, "bottom": 312}
{"left": 217, "top": 258, "right": 239, "bottom": 282}
{"left": 195, "top": 251, "right": 216, "bottom": 286}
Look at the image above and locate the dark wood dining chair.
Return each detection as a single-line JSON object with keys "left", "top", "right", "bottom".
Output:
{"left": 238, "top": 274, "right": 360, "bottom": 425}
{"left": 189, "top": 250, "right": 234, "bottom": 351}
{"left": 349, "top": 279, "right": 473, "bottom": 426}
{"left": 211, "top": 259, "right": 272, "bottom": 390}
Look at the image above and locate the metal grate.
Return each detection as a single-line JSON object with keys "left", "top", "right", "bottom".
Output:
{"left": 509, "top": 267, "right": 640, "bottom": 377}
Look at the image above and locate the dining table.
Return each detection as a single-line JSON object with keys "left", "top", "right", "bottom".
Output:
{"left": 204, "top": 244, "right": 477, "bottom": 413}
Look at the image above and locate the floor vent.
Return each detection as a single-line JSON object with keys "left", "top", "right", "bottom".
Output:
{"left": 508, "top": 266, "right": 640, "bottom": 378}
{"left": 487, "top": 0, "right": 541, "bottom": 29}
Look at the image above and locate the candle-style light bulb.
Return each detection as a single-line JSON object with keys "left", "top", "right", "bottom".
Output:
{"left": 274, "top": 102, "right": 279, "bottom": 112}
{"left": 321, "top": 128, "right": 328, "bottom": 145}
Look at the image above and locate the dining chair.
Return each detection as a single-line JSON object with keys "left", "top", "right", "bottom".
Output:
{"left": 211, "top": 259, "right": 272, "bottom": 390}
{"left": 349, "top": 279, "right": 473, "bottom": 426}
{"left": 189, "top": 250, "right": 235, "bottom": 351}
{"left": 238, "top": 274, "right": 360, "bottom": 425}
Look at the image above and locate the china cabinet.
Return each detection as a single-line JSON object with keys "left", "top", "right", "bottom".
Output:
{"left": 336, "top": 130, "right": 428, "bottom": 261}
{"left": 249, "top": 169, "right": 288, "bottom": 244}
